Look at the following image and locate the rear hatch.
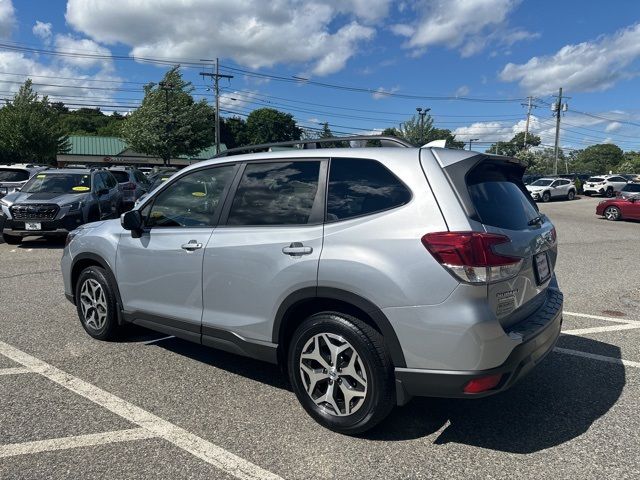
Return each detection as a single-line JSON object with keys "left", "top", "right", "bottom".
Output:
{"left": 431, "top": 154, "right": 557, "bottom": 329}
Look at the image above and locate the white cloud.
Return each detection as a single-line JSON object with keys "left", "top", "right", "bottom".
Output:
{"left": 391, "top": 0, "right": 534, "bottom": 57}
{"left": 54, "top": 34, "right": 114, "bottom": 71}
{"left": 453, "top": 116, "right": 558, "bottom": 146}
{"left": 500, "top": 23, "right": 640, "bottom": 95}
{"left": 455, "top": 85, "right": 470, "bottom": 97}
{"left": 32, "top": 21, "right": 52, "bottom": 42}
{"left": 372, "top": 85, "right": 399, "bottom": 100}
{"left": 219, "top": 90, "right": 260, "bottom": 110}
{"left": 65, "top": 0, "right": 380, "bottom": 76}
{"left": 0, "top": 0, "right": 15, "bottom": 38}
{"left": 605, "top": 122, "right": 622, "bottom": 132}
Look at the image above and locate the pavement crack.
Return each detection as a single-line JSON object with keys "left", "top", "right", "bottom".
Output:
{"left": 0, "top": 269, "right": 58, "bottom": 279}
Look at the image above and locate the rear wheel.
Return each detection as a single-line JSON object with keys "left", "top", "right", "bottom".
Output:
{"left": 288, "top": 312, "right": 395, "bottom": 435}
{"left": 2, "top": 233, "right": 21, "bottom": 245}
{"left": 604, "top": 206, "right": 621, "bottom": 221}
{"left": 606, "top": 187, "right": 614, "bottom": 198}
{"left": 567, "top": 190, "right": 576, "bottom": 200}
{"left": 75, "top": 266, "right": 121, "bottom": 340}
{"left": 542, "top": 191, "right": 551, "bottom": 202}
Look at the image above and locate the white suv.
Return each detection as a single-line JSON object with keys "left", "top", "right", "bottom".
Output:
{"left": 583, "top": 175, "right": 628, "bottom": 197}
{"left": 526, "top": 178, "right": 576, "bottom": 202}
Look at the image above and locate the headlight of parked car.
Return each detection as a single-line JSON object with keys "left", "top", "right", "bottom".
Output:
{"left": 65, "top": 201, "right": 84, "bottom": 211}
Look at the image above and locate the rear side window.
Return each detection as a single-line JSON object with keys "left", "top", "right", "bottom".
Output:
{"left": 609, "top": 176, "right": 626, "bottom": 182}
{"left": 0, "top": 169, "right": 29, "bottom": 182}
{"left": 326, "top": 158, "right": 411, "bottom": 221}
{"left": 110, "top": 171, "right": 129, "bottom": 183}
{"left": 467, "top": 161, "right": 539, "bottom": 230}
{"left": 227, "top": 161, "right": 322, "bottom": 226}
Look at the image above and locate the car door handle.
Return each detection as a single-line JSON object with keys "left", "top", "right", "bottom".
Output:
{"left": 181, "top": 241, "right": 203, "bottom": 251}
{"left": 282, "top": 242, "right": 313, "bottom": 256}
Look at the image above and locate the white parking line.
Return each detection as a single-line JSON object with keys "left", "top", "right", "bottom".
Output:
{"left": 562, "top": 324, "right": 640, "bottom": 336}
{"left": 555, "top": 347, "right": 640, "bottom": 369}
{"left": 0, "top": 428, "right": 156, "bottom": 458}
{"left": 0, "top": 366, "right": 31, "bottom": 376}
{"left": 564, "top": 311, "right": 640, "bottom": 326}
{"left": 0, "top": 341, "right": 283, "bottom": 480}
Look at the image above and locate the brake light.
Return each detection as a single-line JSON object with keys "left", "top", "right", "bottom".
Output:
{"left": 463, "top": 374, "right": 503, "bottom": 394}
{"left": 421, "top": 232, "right": 523, "bottom": 284}
{"left": 122, "top": 182, "right": 136, "bottom": 191}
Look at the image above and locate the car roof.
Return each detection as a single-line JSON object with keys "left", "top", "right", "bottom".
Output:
{"left": 41, "top": 168, "right": 92, "bottom": 174}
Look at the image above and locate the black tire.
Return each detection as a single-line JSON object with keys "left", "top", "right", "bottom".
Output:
{"left": 2, "top": 233, "right": 22, "bottom": 245}
{"left": 567, "top": 189, "right": 576, "bottom": 200}
{"left": 605, "top": 187, "right": 615, "bottom": 198}
{"left": 75, "top": 266, "right": 121, "bottom": 341}
{"left": 542, "top": 191, "right": 551, "bottom": 202}
{"left": 604, "top": 206, "right": 621, "bottom": 221}
{"left": 288, "top": 312, "right": 395, "bottom": 435}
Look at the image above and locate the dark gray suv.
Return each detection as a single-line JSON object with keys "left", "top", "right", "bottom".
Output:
{"left": 0, "top": 168, "right": 123, "bottom": 244}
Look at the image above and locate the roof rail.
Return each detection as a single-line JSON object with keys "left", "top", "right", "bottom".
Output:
{"left": 214, "top": 135, "right": 414, "bottom": 158}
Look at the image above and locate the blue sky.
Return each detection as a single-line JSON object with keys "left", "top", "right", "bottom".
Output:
{"left": 2, "top": 0, "right": 640, "bottom": 151}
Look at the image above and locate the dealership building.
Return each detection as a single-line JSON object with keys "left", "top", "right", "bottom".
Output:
{"left": 56, "top": 135, "right": 225, "bottom": 167}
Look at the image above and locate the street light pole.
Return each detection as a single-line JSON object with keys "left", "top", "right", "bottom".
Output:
{"left": 469, "top": 138, "right": 479, "bottom": 151}
{"left": 416, "top": 107, "right": 430, "bottom": 145}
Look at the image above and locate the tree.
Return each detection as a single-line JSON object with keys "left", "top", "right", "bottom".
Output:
{"left": 220, "top": 116, "right": 248, "bottom": 149}
{"left": 393, "top": 114, "right": 464, "bottom": 148}
{"left": 516, "top": 147, "right": 564, "bottom": 174}
{"left": 245, "top": 108, "right": 302, "bottom": 144}
{"left": 618, "top": 151, "right": 640, "bottom": 174}
{"left": 58, "top": 107, "right": 124, "bottom": 136}
{"left": 318, "top": 122, "right": 346, "bottom": 147}
{"left": 571, "top": 143, "right": 624, "bottom": 174}
{"left": 122, "top": 67, "right": 215, "bottom": 165}
{"left": 0, "top": 79, "right": 69, "bottom": 164}
{"left": 487, "top": 132, "right": 541, "bottom": 156}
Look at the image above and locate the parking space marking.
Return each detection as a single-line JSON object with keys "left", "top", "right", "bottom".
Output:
{"left": 0, "top": 366, "right": 32, "bottom": 376}
{"left": 555, "top": 347, "right": 640, "bottom": 369}
{"left": 564, "top": 311, "right": 640, "bottom": 326}
{"left": 0, "top": 341, "right": 283, "bottom": 480}
{"left": 0, "top": 428, "right": 156, "bottom": 458}
{"left": 562, "top": 324, "right": 640, "bottom": 335}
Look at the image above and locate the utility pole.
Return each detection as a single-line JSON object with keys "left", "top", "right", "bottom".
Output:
{"left": 469, "top": 138, "right": 479, "bottom": 151}
{"left": 200, "top": 58, "right": 233, "bottom": 154}
{"left": 522, "top": 96, "right": 536, "bottom": 149}
{"left": 552, "top": 88, "right": 569, "bottom": 174}
{"left": 158, "top": 80, "right": 174, "bottom": 166}
{"left": 416, "top": 107, "right": 430, "bottom": 144}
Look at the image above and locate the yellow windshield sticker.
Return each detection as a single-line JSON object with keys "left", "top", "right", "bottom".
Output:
{"left": 192, "top": 192, "right": 206, "bottom": 197}
{"left": 36, "top": 174, "right": 46, "bottom": 179}
{"left": 72, "top": 186, "right": 90, "bottom": 192}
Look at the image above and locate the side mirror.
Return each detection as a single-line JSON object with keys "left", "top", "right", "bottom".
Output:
{"left": 121, "top": 210, "right": 143, "bottom": 238}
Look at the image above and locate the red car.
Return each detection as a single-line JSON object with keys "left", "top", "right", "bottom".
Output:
{"left": 596, "top": 196, "right": 640, "bottom": 221}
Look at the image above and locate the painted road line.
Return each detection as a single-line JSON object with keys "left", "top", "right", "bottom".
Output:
{"left": 562, "top": 324, "right": 640, "bottom": 336}
{"left": 555, "top": 347, "right": 640, "bottom": 369}
{"left": 142, "top": 335, "right": 175, "bottom": 345}
{"left": 0, "top": 341, "right": 283, "bottom": 480}
{"left": 0, "top": 366, "right": 32, "bottom": 376}
{"left": 0, "top": 428, "right": 156, "bottom": 458}
{"left": 563, "top": 311, "right": 640, "bottom": 326}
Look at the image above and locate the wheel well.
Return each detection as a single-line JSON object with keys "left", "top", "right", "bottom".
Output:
{"left": 71, "top": 258, "right": 105, "bottom": 295}
{"left": 277, "top": 297, "right": 390, "bottom": 366}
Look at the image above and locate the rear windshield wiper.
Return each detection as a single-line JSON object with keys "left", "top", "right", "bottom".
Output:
{"left": 528, "top": 215, "right": 544, "bottom": 226}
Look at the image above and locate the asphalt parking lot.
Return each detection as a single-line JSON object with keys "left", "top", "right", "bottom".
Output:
{"left": 1, "top": 195, "right": 639, "bottom": 479}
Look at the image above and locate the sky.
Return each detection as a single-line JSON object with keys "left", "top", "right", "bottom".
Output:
{"left": 1, "top": 0, "right": 640, "bottom": 151}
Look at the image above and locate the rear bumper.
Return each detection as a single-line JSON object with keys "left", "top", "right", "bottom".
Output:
{"left": 395, "top": 288, "right": 563, "bottom": 403}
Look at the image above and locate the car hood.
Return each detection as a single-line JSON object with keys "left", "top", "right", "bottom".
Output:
{"left": 526, "top": 185, "right": 546, "bottom": 192}
{"left": 3, "top": 191, "right": 90, "bottom": 206}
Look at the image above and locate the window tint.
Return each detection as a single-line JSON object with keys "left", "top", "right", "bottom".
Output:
{"left": 105, "top": 172, "right": 118, "bottom": 188}
{"left": 622, "top": 183, "right": 640, "bottom": 192}
{"left": 0, "top": 169, "right": 29, "bottom": 182}
{"left": 93, "top": 174, "right": 105, "bottom": 192}
{"left": 467, "top": 161, "right": 539, "bottom": 230}
{"left": 110, "top": 171, "right": 130, "bottom": 183}
{"left": 610, "top": 176, "right": 625, "bottom": 182}
{"left": 326, "top": 158, "right": 411, "bottom": 221}
{"left": 133, "top": 170, "right": 147, "bottom": 184}
{"left": 227, "top": 161, "right": 321, "bottom": 226}
{"left": 147, "top": 165, "right": 235, "bottom": 228}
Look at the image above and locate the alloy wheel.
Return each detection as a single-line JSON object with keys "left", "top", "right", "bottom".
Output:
{"left": 79, "top": 279, "right": 108, "bottom": 331}
{"left": 604, "top": 206, "right": 620, "bottom": 221}
{"left": 299, "top": 333, "right": 368, "bottom": 417}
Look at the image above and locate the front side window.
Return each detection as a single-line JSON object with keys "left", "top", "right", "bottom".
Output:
{"left": 21, "top": 173, "right": 92, "bottom": 194}
{"left": 146, "top": 165, "right": 235, "bottom": 228}
{"left": 326, "top": 158, "right": 411, "bottom": 221}
{"left": 0, "top": 169, "right": 29, "bottom": 182}
{"left": 227, "top": 161, "right": 322, "bottom": 226}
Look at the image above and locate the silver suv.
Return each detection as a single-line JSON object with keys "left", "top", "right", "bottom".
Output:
{"left": 61, "top": 138, "right": 563, "bottom": 434}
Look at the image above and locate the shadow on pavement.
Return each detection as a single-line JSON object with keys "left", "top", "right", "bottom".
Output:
{"left": 14, "top": 236, "right": 67, "bottom": 249}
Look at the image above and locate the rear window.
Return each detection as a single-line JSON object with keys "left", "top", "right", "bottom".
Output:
{"left": 0, "top": 169, "right": 30, "bottom": 182}
{"left": 588, "top": 177, "right": 604, "bottom": 182}
{"left": 467, "top": 161, "right": 539, "bottom": 230}
{"left": 622, "top": 183, "right": 640, "bottom": 192}
{"left": 110, "top": 171, "right": 130, "bottom": 183}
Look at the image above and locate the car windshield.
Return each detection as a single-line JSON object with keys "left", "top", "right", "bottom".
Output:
{"left": 0, "top": 168, "right": 30, "bottom": 182}
{"left": 588, "top": 177, "right": 604, "bottom": 182}
{"left": 530, "top": 179, "right": 553, "bottom": 186}
{"left": 21, "top": 173, "right": 92, "bottom": 194}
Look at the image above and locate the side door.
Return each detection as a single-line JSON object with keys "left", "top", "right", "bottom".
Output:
{"left": 549, "top": 180, "right": 562, "bottom": 198}
{"left": 92, "top": 173, "right": 111, "bottom": 219}
{"left": 610, "top": 176, "right": 628, "bottom": 193}
{"left": 202, "top": 159, "right": 326, "bottom": 344}
{"left": 116, "top": 164, "right": 237, "bottom": 338}
{"left": 103, "top": 172, "right": 120, "bottom": 216}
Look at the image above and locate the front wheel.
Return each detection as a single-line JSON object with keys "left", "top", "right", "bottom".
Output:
{"left": 567, "top": 190, "right": 576, "bottom": 200}
{"left": 604, "top": 206, "right": 621, "bottom": 221}
{"left": 2, "top": 233, "right": 22, "bottom": 245}
{"left": 75, "top": 266, "right": 122, "bottom": 340}
{"left": 542, "top": 191, "right": 551, "bottom": 202}
{"left": 288, "top": 312, "right": 395, "bottom": 435}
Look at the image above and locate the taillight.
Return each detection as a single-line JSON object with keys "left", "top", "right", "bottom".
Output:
{"left": 463, "top": 374, "right": 503, "bottom": 394}
{"left": 421, "top": 232, "right": 523, "bottom": 284}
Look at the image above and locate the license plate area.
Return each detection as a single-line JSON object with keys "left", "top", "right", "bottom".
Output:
{"left": 534, "top": 252, "right": 551, "bottom": 284}
{"left": 25, "top": 222, "right": 41, "bottom": 231}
